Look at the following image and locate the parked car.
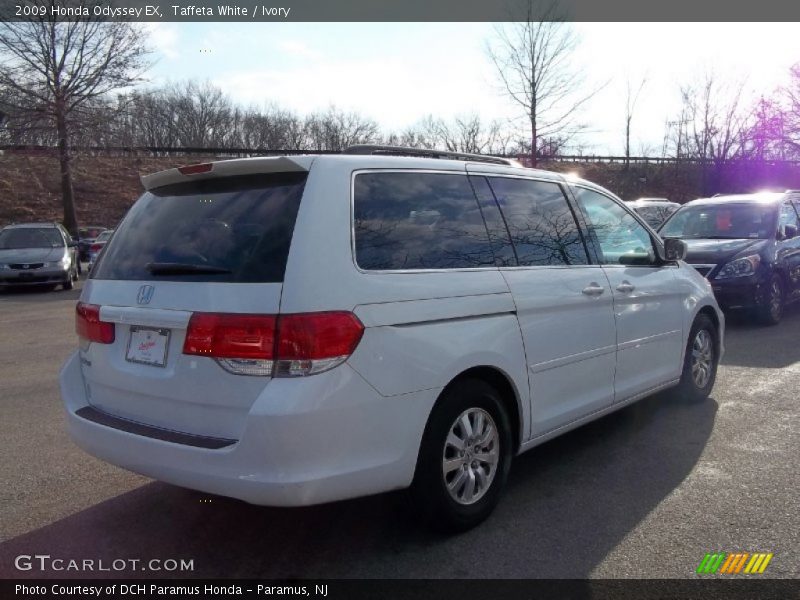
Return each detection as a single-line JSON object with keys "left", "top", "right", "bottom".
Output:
{"left": 659, "top": 191, "right": 800, "bottom": 325}
{"left": 77, "top": 226, "right": 107, "bottom": 262}
{"left": 60, "top": 147, "right": 724, "bottom": 531}
{"left": 87, "top": 229, "right": 113, "bottom": 273}
{"left": 0, "top": 222, "right": 80, "bottom": 290}
{"left": 626, "top": 198, "right": 680, "bottom": 229}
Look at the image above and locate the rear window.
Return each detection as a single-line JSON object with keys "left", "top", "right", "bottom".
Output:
{"left": 92, "top": 172, "right": 307, "bottom": 283}
{"left": 353, "top": 172, "right": 495, "bottom": 270}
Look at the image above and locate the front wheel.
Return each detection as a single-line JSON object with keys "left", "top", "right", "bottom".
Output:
{"left": 62, "top": 265, "right": 77, "bottom": 290}
{"left": 410, "top": 378, "right": 512, "bottom": 533}
{"left": 756, "top": 275, "right": 783, "bottom": 326}
{"left": 670, "top": 314, "right": 718, "bottom": 402}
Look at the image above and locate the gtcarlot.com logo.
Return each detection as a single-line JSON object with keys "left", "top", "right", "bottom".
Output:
{"left": 696, "top": 552, "right": 773, "bottom": 574}
{"left": 14, "top": 554, "right": 194, "bottom": 572}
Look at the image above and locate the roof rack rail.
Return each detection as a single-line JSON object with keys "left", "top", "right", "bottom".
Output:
{"left": 343, "top": 144, "right": 516, "bottom": 167}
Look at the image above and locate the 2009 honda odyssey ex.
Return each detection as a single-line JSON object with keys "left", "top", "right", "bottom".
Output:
{"left": 60, "top": 146, "right": 723, "bottom": 531}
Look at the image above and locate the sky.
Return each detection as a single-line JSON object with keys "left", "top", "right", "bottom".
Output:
{"left": 142, "top": 22, "right": 800, "bottom": 154}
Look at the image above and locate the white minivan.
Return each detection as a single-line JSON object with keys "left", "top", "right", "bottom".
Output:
{"left": 60, "top": 147, "right": 723, "bottom": 531}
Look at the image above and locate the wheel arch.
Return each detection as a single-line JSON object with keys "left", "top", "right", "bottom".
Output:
{"left": 438, "top": 365, "right": 524, "bottom": 454}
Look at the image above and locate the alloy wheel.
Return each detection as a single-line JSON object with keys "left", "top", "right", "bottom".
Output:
{"left": 442, "top": 407, "right": 499, "bottom": 505}
{"left": 691, "top": 329, "right": 713, "bottom": 389}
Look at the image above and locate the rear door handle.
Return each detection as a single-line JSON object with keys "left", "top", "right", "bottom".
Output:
{"left": 616, "top": 281, "right": 635, "bottom": 293}
{"left": 582, "top": 283, "right": 605, "bottom": 296}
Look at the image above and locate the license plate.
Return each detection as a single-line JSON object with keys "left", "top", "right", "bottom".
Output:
{"left": 126, "top": 326, "right": 170, "bottom": 367}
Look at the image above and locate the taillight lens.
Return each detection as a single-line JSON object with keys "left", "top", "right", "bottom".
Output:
{"left": 75, "top": 302, "right": 115, "bottom": 344}
{"left": 182, "top": 311, "right": 363, "bottom": 377}
{"left": 274, "top": 312, "right": 365, "bottom": 377}
{"left": 184, "top": 313, "right": 277, "bottom": 359}
{"left": 90, "top": 243, "right": 103, "bottom": 253}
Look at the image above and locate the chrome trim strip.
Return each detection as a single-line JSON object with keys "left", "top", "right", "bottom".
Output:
{"left": 617, "top": 329, "right": 682, "bottom": 351}
{"left": 528, "top": 344, "right": 617, "bottom": 374}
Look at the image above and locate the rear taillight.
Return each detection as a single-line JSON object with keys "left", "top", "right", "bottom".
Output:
{"left": 90, "top": 243, "right": 103, "bottom": 253}
{"left": 182, "top": 311, "right": 364, "bottom": 377}
{"left": 75, "top": 302, "right": 115, "bottom": 344}
{"left": 274, "top": 312, "right": 365, "bottom": 377}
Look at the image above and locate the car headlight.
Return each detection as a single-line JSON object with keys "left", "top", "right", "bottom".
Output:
{"left": 48, "top": 256, "right": 70, "bottom": 269}
{"left": 715, "top": 254, "right": 760, "bottom": 279}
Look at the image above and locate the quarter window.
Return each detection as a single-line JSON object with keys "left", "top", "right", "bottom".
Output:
{"left": 486, "top": 177, "right": 588, "bottom": 266}
{"left": 573, "top": 187, "right": 655, "bottom": 265}
{"left": 354, "top": 172, "right": 495, "bottom": 270}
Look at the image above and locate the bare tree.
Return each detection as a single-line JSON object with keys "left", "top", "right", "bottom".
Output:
{"left": 0, "top": 1, "right": 150, "bottom": 234}
{"left": 624, "top": 75, "right": 647, "bottom": 167}
{"left": 486, "top": 0, "right": 596, "bottom": 167}
{"left": 405, "top": 113, "right": 512, "bottom": 155}
{"left": 776, "top": 63, "right": 800, "bottom": 158}
{"left": 677, "top": 73, "right": 750, "bottom": 194}
{"left": 304, "top": 106, "right": 379, "bottom": 151}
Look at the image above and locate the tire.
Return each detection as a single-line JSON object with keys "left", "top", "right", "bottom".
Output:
{"left": 410, "top": 378, "right": 513, "bottom": 533}
{"left": 62, "top": 265, "right": 76, "bottom": 290}
{"left": 756, "top": 274, "right": 783, "bottom": 326}
{"left": 671, "top": 314, "right": 718, "bottom": 402}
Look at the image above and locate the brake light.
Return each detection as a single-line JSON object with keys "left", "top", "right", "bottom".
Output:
{"left": 90, "top": 243, "right": 103, "bottom": 253}
{"left": 182, "top": 311, "right": 364, "bottom": 377}
{"left": 75, "top": 302, "right": 115, "bottom": 344}
{"left": 178, "top": 163, "right": 213, "bottom": 175}
{"left": 183, "top": 313, "right": 277, "bottom": 359}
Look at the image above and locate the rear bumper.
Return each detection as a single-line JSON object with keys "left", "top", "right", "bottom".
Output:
{"left": 60, "top": 352, "right": 436, "bottom": 506}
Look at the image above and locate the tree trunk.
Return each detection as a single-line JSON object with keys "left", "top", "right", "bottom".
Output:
{"left": 625, "top": 118, "right": 631, "bottom": 170}
{"left": 530, "top": 114, "right": 537, "bottom": 168}
{"left": 56, "top": 101, "right": 78, "bottom": 236}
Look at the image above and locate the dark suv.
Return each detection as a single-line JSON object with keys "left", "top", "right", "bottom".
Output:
{"left": 659, "top": 191, "right": 800, "bottom": 324}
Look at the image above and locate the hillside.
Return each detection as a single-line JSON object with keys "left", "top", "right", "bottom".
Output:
{"left": 1, "top": 153, "right": 798, "bottom": 229}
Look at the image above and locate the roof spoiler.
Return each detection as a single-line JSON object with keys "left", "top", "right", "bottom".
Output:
{"left": 140, "top": 156, "right": 314, "bottom": 191}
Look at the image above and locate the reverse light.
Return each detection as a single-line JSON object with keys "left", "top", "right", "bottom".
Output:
{"left": 715, "top": 254, "right": 760, "bottom": 280}
{"left": 182, "top": 311, "right": 364, "bottom": 377}
{"left": 75, "top": 302, "right": 115, "bottom": 344}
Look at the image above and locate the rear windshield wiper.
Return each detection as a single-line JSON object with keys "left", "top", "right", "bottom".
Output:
{"left": 145, "top": 262, "right": 232, "bottom": 275}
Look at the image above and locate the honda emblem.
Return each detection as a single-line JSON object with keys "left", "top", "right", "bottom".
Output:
{"left": 137, "top": 285, "right": 155, "bottom": 305}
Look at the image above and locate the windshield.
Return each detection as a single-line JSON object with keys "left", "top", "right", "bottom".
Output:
{"left": 95, "top": 231, "right": 113, "bottom": 243}
{"left": 0, "top": 228, "right": 64, "bottom": 249}
{"left": 659, "top": 204, "right": 778, "bottom": 239}
{"left": 633, "top": 205, "right": 678, "bottom": 228}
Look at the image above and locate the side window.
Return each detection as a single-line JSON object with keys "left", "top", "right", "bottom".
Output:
{"left": 353, "top": 172, "right": 495, "bottom": 270}
{"left": 779, "top": 202, "right": 799, "bottom": 229}
{"left": 572, "top": 187, "right": 655, "bottom": 266}
{"left": 469, "top": 175, "right": 517, "bottom": 266}
{"left": 486, "top": 177, "right": 588, "bottom": 266}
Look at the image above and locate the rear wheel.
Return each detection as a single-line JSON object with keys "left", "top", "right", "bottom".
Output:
{"left": 410, "top": 378, "right": 512, "bottom": 533}
{"left": 670, "top": 314, "right": 718, "bottom": 402}
{"left": 756, "top": 275, "right": 783, "bottom": 325}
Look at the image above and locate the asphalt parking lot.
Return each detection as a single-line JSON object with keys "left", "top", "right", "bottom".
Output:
{"left": 0, "top": 277, "right": 798, "bottom": 579}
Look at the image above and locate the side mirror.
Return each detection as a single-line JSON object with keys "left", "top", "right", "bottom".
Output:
{"left": 781, "top": 224, "right": 798, "bottom": 240}
{"left": 663, "top": 237, "right": 687, "bottom": 262}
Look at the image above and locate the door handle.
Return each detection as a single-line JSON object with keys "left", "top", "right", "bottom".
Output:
{"left": 616, "top": 281, "right": 635, "bottom": 293}
{"left": 582, "top": 283, "right": 605, "bottom": 296}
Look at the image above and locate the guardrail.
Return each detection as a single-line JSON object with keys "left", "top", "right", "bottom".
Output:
{"left": 2, "top": 145, "right": 800, "bottom": 168}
